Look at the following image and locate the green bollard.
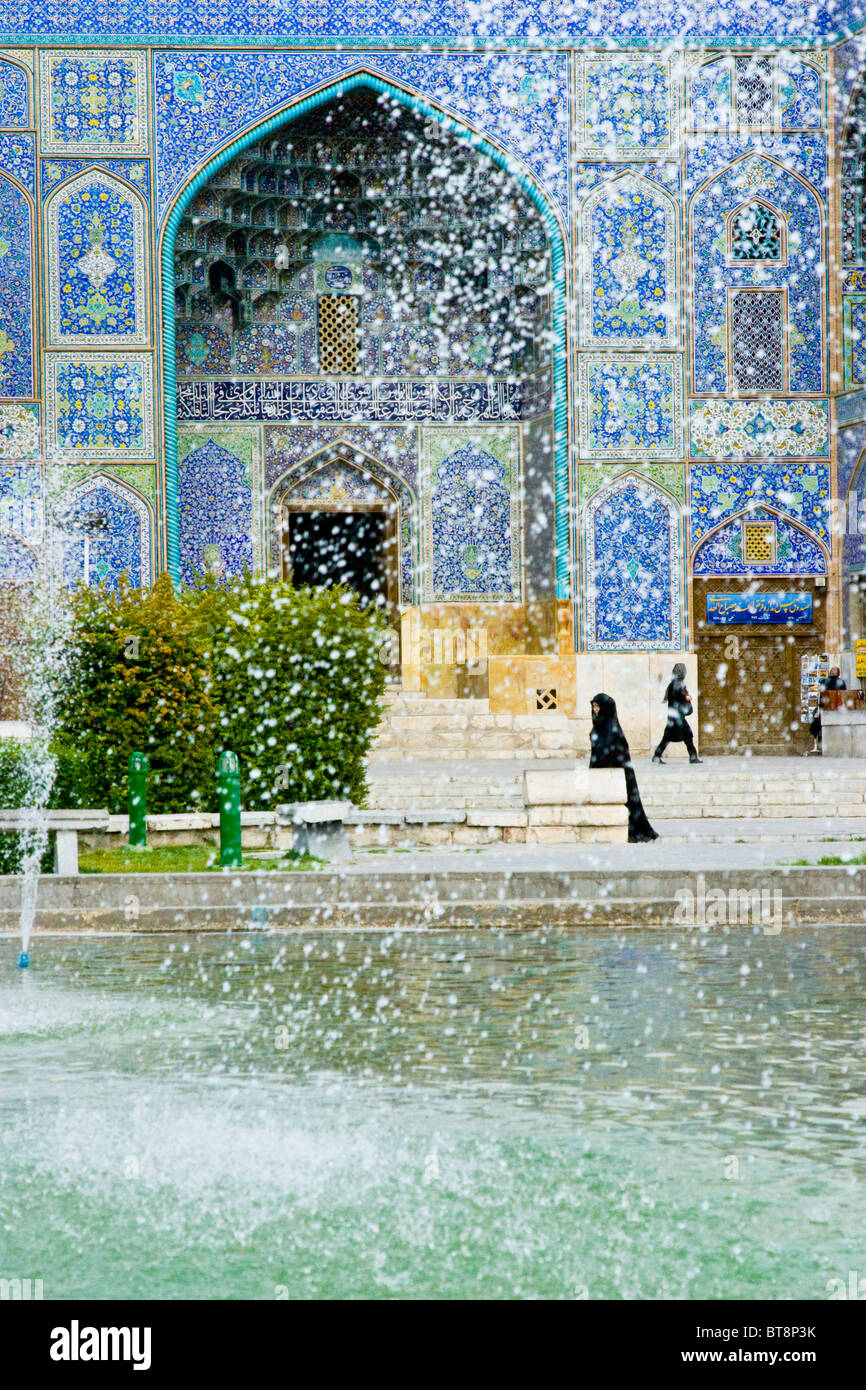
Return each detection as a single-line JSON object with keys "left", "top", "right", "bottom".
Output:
{"left": 128, "top": 751, "right": 148, "bottom": 849}
{"left": 217, "top": 749, "right": 242, "bottom": 869}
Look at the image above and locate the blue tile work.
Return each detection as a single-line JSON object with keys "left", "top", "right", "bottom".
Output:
{"left": 779, "top": 55, "right": 824, "bottom": 129}
{"left": 47, "top": 171, "right": 147, "bottom": 346}
{"left": 686, "top": 55, "right": 823, "bottom": 133}
{"left": 576, "top": 55, "right": 678, "bottom": 158}
{"left": 839, "top": 426, "right": 866, "bottom": 639}
{"left": 0, "top": 59, "right": 28, "bottom": 127}
{"left": 0, "top": 134, "right": 35, "bottom": 194}
{"left": 0, "top": 531, "right": 37, "bottom": 583}
{"left": 265, "top": 424, "right": 417, "bottom": 492}
{"left": 844, "top": 296, "right": 866, "bottom": 388}
{"left": 685, "top": 136, "right": 826, "bottom": 195}
{"left": 40, "top": 51, "right": 148, "bottom": 156}
{"left": 45, "top": 356, "right": 154, "bottom": 459}
{"left": 0, "top": 172, "right": 33, "bottom": 397}
{"left": 574, "top": 161, "right": 680, "bottom": 203}
{"left": 54, "top": 474, "right": 152, "bottom": 592}
{"left": 421, "top": 427, "right": 520, "bottom": 603}
{"left": 0, "top": 463, "right": 42, "bottom": 572}
{"left": 688, "top": 58, "right": 733, "bottom": 131}
{"left": 154, "top": 51, "right": 569, "bottom": 223}
{"left": 693, "top": 507, "right": 827, "bottom": 575}
{"left": 578, "top": 355, "right": 683, "bottom": 460}
{"left": 0, "top": 403, "right": 39, "bottom": 460}
{"left": 690, "top": 154, "right": 824, "bottom": 395}
{"left": 0, "top": 0, "right": 845, "bottom": 41}
{"left": 234, "top": 325, "right": 298, "bottom": 375}
{"left": 689, "top": 399, "right": 829, "bottom": 459}
{"left": 41, "top": 158, "right": 150, "bottom": 199}
{"left": 579, "top": 174, "right": 677, "bottom": 348}
{"left": 176, "top": 322, "right": 233, "bottom": 377}
{"left": 267, "top": 431, "right": 417, "bottom": 600}
{"left": 688, "top": 462, "right": 830, "bottom": 547}
{"left": 584, "top": 474, "right": 682, "bottom": 651}
{"left": 178, "top": 439, "right": 253, "bottom": 585}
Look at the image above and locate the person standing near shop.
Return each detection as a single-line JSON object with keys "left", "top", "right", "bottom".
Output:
{"left": 808, "top": 665, "right": 847, "bottom": 755}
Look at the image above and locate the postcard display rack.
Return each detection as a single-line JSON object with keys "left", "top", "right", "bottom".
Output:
{"left": 800, "top": 654, "right": 829, "bottom": 725}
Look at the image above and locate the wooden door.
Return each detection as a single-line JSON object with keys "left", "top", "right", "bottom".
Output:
{"left": 693, "top": 579, "right": 826, "bottom": 754}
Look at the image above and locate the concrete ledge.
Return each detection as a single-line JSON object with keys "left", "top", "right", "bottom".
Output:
{"left": 2, "top": 865, "right": 862, "bottom": 930}
{"left": 523, "top": 766, "right": 625, "bottom": 807}
{"left": 466, "top": 810, "right": 528, "bottom": 827}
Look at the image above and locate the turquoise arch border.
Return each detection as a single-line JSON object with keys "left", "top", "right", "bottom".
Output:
{"left": 159, "top": 69, "right": 571, "bottom": 599}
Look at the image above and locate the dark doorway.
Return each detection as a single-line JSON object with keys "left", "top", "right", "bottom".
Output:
{"left": 287, "top": 509, "right": 387, "bottom": 607}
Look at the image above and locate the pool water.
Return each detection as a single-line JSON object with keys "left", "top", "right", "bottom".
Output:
{"left": 1, "top": 927, "right": 865, "bottom": 1300}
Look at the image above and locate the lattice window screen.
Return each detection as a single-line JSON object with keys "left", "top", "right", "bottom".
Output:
{"left": 318, "top": 295, "right": 360, "bottom": 374}
{"left": 742, "top": 520, "right": 777, "bottom": 566}
{"left": 730, "top": 203, "right": 782, "bottom": 261}
{"left": 734, "top": 56, "right": 774, "bottom": 127}
{"left": 731, "top": 289, "right": 784, "bottom": 392}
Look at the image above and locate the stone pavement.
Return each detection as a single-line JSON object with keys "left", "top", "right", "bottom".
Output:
{"left": 343, "top": 829, "right": 865, "bottom": 875}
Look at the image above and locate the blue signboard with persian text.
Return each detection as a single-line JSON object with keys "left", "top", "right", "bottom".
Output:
{"left": 706, "top": 593, "right": 813, "bottom": 625}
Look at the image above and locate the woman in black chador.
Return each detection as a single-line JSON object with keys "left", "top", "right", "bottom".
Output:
{"left": 589, "top": 693, "right": 658, "bottom": 843}
{"left": 653, "top": 662, "right": 702, "bottom": 765}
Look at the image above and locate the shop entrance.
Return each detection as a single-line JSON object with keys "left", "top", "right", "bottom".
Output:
{"left": 693, "top": 579, "right": 826, "bottom": 754}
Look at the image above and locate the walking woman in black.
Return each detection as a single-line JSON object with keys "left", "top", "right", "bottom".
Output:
{"left": 653, "top": 662, "right": 702, "bottom": 764}
{"left": 590, "top": 693, "right": 658, "bottom": 843}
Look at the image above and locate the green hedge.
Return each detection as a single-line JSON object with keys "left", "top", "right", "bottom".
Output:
{"left": 190, "top": 574, "right": 387, "bottom": 809}
{"left": 53, "top": 574, "right": 217, "bottom": 814}
{"left": 51, "top": 573, "right": 387, "bottom": 815}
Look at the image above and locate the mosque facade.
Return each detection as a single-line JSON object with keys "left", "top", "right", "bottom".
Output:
{"left": 3, "top": 2, "right": 866, "bottom": 747}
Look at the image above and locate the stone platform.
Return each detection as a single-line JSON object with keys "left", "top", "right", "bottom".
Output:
{"left": 371, "top": 691, "right": 581, "bottom": 760}
{"left": 2, "top": 848, "right": 864, "bottom": 931}
{"left": 364, "top": 755, "right": 866, "bottom": 840}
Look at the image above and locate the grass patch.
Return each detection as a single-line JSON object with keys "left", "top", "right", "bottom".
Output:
{"left": 787, "top": 854, "right": 866, "bottom": 867}
{"left": 78, "top": 844, "right": 321, "bottom": 874}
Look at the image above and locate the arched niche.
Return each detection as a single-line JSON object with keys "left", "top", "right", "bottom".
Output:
{"left": 692, "top": 504, "right": 828, "bottom": 578}
{"left": 579, "top": 172, "right": 678, "bottom": 349}
{"left": 50, "top": 473, "right": 153, "bottom": 594}
{"left": 689, "top": 154, "right": 823, "bottom": 395}
{"left": 46, "top": 168, "right": 148, "bottom": 347}
{"left": 269, "top": 442, "right": 416, "bottom": 607}
{"left": 159, "top": 69, "right": 570, "bottom": 608}
{"left": 178, "top": 439, "right": 253, "bottom": 586}
{"left": 0, "top": 170, "right": 34, "bottom": 397}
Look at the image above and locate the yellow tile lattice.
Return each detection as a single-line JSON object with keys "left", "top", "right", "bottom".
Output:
{"left": 318, "top": 295, "right": 359, "bottom": 374}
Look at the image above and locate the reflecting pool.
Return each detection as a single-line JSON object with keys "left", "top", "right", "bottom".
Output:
{"left": 1, "top": 927, "right": 864, "bottom": 1299}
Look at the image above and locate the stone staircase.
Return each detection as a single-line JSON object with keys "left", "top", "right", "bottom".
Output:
{"left": 366, "top": 762, "right": 526, "bottom": 812}
{"left": 363, "top": 691, "right": 866, "bottom": 843}
{"left": 370, "top": 689, "right": 580, "bottom": 761}
{"left": 637, "top": 760, "right": 866, "bottom": 820}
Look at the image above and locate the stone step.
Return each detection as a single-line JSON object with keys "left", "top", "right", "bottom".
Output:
{"left": 380, "top": 697, "right": 491, "bottom": 715}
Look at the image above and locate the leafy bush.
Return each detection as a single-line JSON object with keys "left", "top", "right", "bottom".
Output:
{"left": 189, "top": 574, "right": 386, "bottom": 809}
{"left": 54, "top": 574, "right": 217, "bottom": 814}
